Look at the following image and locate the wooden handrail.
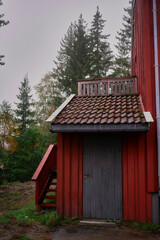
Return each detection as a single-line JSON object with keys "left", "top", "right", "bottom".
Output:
{"left": 78, "top": 76, "right": 137, "bottom": 96}
{"left": 32, "top": 144, "right": 57, "bottom": 208}
{"left": 32, "top": 144, "right": 57, "bottom": 180}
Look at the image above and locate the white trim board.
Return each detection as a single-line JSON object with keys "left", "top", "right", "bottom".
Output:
{"left": 46, "top": 94, "right": 75, "bottom": 122}
{"left": 143, "top": 112, "right": 154, "bottom": 123}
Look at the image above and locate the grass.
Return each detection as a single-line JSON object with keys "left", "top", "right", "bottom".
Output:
{"left": 132, "top": 221, "right": 160, "bottom": 231}
{"left": 0, "top": 181, "right": 35, "bottom": 215}
{"left": 119, "top": 219, "right": 160, "bottom": 232}
{"left": 0, "top": 202, "right": 79, "bottom": 227}
{"left": 1, "top": 181, "right": 21, "bottom": 186}
{"left": 0, "top": 189, "right": 27, "bottom": 213}
{"left": 5, "top": 236, "right": 33, "bottom": 240}
{"left": 0, "top": 190, "right": 22, "bottom": 211}
{"left": 43, "top": 192, "right": 56, "bottom": 204}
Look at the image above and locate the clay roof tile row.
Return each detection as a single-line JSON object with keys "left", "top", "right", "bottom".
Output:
{"left": 53, "top": 94, "right": 146, "bottom": 125}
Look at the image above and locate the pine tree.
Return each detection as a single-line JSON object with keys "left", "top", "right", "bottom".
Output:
{"left": 53, "top": 15, "right": 90, "bottom": 95}
{"left": 0, "top": 0, "right": 9, "bottom": 66}
{"left": 112, "top": 0, "right": 132, "bottom": 76}
{"left": 15, "top": 74, "right": 34, "bottom": 132}
{"left": 71, "top": 14, "right": 90, "bottom": 80}
{"left": 89, "top": 6, "right": 113, "bottom": 78}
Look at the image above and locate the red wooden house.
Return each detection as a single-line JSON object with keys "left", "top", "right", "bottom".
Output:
{"left": 32, "top": 0, "right": 160, "bottom": 223}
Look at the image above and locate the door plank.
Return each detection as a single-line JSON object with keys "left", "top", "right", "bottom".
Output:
{"left": 83, "top": 134, "right": 122, "bottom": 219}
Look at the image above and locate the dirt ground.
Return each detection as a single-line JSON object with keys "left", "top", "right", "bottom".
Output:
{"left": 51, "top": 225, "right": 160, "bottom": 240}
{"left": 0, "top": 181, "right": 35, "bottom": 217}
{"left": 0, "top": 181, "right": 160, "bottom": 240}
{"left": 0, "top": 181, "right": 51, "bottom": 240}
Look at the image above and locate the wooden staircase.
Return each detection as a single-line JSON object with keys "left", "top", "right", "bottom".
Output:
{"left": 32, "top": 145, "right": 57, "bottom": 209}
{"left": 39, "top": 171, "right": 57, "bottom": 208}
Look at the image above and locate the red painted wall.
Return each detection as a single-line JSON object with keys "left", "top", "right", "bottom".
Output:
{"left": 56, "top": 132, "right": 153, "bottom": 222}
{"left": 132, "top": 0, "right": 159, "bottom": 192}
{"left": 157, "top": 0, "right": 160, "bottom": 92}
{"left": 123, "top": 133, "right": 152, "bottom": 222}
{"left": 56, "top": 133, "right": 83, "bottom": 218}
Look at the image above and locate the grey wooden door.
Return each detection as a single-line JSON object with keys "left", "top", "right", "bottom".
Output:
{"left": 83, "top": 134, "right": 122, "bottom": 219}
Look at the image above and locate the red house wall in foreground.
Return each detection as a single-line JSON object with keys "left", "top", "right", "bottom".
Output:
{"left": 132, "top": 0, "right": 159, "bottom": 192}
{"left": 123, "top": 133, "right": 152, "bottom": 222}
{"left": 57, "top": 132, "right": 152, "bottom": 222}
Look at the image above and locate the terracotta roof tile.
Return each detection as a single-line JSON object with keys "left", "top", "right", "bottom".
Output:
{"left": 101, "top": 113, "right": 108, "bottom": 119}
{"left": 95, "top": 113, "right": 102, "bottom": 119}
{"left": 142, "top": 117, "right": 146, "bottom": 123}
{"left": 74, "top": 118, "right": 82, "bottom": 124}
{"left": 114, "top": 117, "right": 121, "bottom": 124}
{"left": 94, "top": 117, "right": 101, "bottom": 124}
{"left": 134, "top": 112, "right": 140, "bottom": 118}
{"left": 53, "top": 94, "right": 146, "bottom": 125}
{"left": 107, "top": 117, "right": 114, "bottom": 124}
{"left": 67, "top": 118, "right": 76, "bottom": 124}
{"left": 121, "top": 117, "right": 127, "bottom": 123}
{"left": 121, "top": 113, "right": 127, "bottom": 118}
{"left": 115, "top": 109, "right": 121, "bottom": 114}
{"left": 127, "top": 113, "right": 133, "bottom": 118}
{"left": 128, "top": 117, "right": 134, "bottom": 123}
{"left": 115, "top": 113, "right": 121, "bottom": 118}
{"left": 134, "top": 117, "right": 141, "bottom": 123}
{"left": 87, "top": 118, "right": 95, "bottom": 124}
{"left": 108, "top": 113, "right": 114, "bottom": 118}
{"left": 80, "top": 118, "right": 88, "bottom": 124}
{"left": 100, "top": 118, "right": 107, "bottom": 124}
{"left": 89, "top": 113, "right": 96, "bottom": 119}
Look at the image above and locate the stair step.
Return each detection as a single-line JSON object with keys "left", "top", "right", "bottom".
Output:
{"left": 39, "top": 203, "right": 56, "bottom": 208}
{"left": 39, "top": 173, "right": 53, "bottom": 199}
{"left": 46, "top": 189, "right": 57, "bottom": 192}
{"left": 43, "top": 195, "right": 56, "bottom": 199}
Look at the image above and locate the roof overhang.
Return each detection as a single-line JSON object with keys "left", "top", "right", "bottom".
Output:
{"left": 50, "top": 123, "right": 150, "bottom": 133}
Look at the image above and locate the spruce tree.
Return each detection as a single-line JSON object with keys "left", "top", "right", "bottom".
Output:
{"left": 53, "top": 15, "right": 90, "bottom": 95}
{"left": 89, "top": 6, "right": 113, "bottom": 78}
{"left": 53, "top": 23, "right": 75, "bottom": 95}
{"left": 113, "top": 0, "right": 132, "bottom": 76}
{"left": 0, "top": 0, "right": 9, "bottom": 66}
{"left": 15, "top": 74, "right": 34, "bottom": 132}
{"left": 71, "top": 14, "right": 90, "bottom": 80}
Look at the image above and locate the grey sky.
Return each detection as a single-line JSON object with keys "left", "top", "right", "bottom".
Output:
{"left": 0, "top": 0, "right": 129, "bottom": 107}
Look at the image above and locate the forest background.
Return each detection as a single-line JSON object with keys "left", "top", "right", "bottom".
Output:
{"left": 0, "top": 0, "right": 132, "bottom": 183}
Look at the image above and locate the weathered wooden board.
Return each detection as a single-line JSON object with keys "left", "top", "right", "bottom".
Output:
{"left": 83, "top": 134, "right": 122, "bottom": 219}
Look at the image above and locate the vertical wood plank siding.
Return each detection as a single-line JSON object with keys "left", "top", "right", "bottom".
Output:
{"left": 157, "top": 0, "right": 160, "bottom": 95}
{"left": 123, "top": 133, "right": 152, "bottom": 222}
{"left": 57, "top": 134, "right": 63, "bottom": 216}
{"left": 57, "top": 133, "right": 83, "bottom": 218}
{"left": 57, "top": 133, "right": 152, "bottom": 222}
{"left": 132, "top": 0, "right": 159, "bottom": 192}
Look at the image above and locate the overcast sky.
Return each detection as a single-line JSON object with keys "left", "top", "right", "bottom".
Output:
{"left": 0, "top": 0, "right": 129, "bottom": 107}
